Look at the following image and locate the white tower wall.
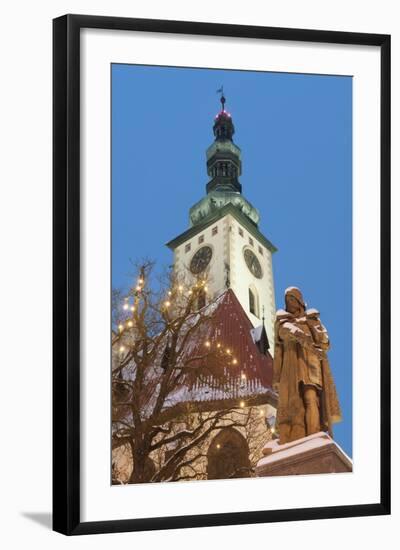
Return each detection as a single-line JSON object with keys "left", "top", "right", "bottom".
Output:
{"left": 172, "top": 213, "right": 276, "bottom": 352}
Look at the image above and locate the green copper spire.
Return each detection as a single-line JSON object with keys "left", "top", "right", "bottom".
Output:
{"left": 206, "top": 93, "right": 242, "bottom": 194}
{"left": 189, "top": 93, "right": 260, "bottom": 228}
{"left": 167, "top": 91, "right": 277, "bottom": 257}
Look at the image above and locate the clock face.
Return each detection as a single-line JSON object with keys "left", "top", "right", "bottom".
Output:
{"left": 190, "top": 246, "right": 213, "bottom": 274}
{"left": 243, "top": 248, "right": 263, "bottom": 279}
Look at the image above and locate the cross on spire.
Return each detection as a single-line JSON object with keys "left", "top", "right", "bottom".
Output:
{"left": 216, "top": 86, "right": 226, "bottom": 111}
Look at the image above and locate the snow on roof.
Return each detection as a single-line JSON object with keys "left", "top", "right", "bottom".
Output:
{"left": 116, "top": 290, "right": 274, "bottom": 415}
{"left": 164, "top": 377, "right": 273, "bottom": 408}
{"left": 165, "top": 290, "right": 273, "bottom": 408}
{"left": 250, "top": 324, "right": 263, "bottom": 343}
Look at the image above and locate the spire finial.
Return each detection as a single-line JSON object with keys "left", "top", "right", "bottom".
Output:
{"left": 216, "top": 86, "right": 225, "bottom": 111}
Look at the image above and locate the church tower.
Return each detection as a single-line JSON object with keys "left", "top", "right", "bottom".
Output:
{"left": 166, "top": 93, "right": 277, "bottom": 350}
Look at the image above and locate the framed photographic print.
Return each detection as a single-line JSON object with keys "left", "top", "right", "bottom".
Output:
{"left": 53, "top": 14, "right": 391, "bottom": 535}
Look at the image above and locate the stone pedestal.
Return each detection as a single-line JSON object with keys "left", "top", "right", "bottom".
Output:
{"left": 256, "top": 431, "right": 352, "bottom": 477}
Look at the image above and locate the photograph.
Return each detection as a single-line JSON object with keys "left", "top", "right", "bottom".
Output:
{"left": 110, "top": 64, "right": 353, "bottom": 484}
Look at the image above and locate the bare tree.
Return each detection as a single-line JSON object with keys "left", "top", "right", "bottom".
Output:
{"left": 111, "top": 262, "right": 269, "bottom": 483}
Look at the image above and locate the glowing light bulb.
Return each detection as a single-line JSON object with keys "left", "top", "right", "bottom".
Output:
{"left": 164, "top": 300, "right": 171, "bottom": 307}
{"left": 233, "top": 359, "right": 238, "bottom": 365}
{"left": 178, "top": 285, "right": 183, "bottom": 292}
{"left": 119, "top": 345, "right": 125, "bottom": 353}
{"left": 168, "top": 291, "right": 172, "bottom": 296}
{"left": 217, "top": 343, "right": 221, "bottom": 348}
{"left": 118, "top": 324, "right": 123, "bottom": 332}
{"left": 216, "top": 444, "right": 221, "bottom": 449}
{"left": 241, "top": 373, "right": 246, "bottom": 380}
{"left": 136, "top": 285, "right": 142, "bottom": 291}
{"left": 226, "top": 348, "right": 231, "bottom": 355}
{"left": 138, "top": 278, "right": 144, "bottom": 285}
{"left": 123, "top": 303, "right": 129, "bottom": 310}
{"left": 205, "top": 341, "right": 210, "bottom": 347}
{"left": 240, "top": 401, "right": 245, "bottom": 408}
{"left": 127, "top": 320, "right": 133, "bottom": 328}
{"left": 130, "top": 306, "right": 135, "bottom": 312}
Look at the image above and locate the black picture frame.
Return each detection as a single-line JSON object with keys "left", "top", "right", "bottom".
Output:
{"left": 53, "top": 14, "right": 391, "bottom": 535}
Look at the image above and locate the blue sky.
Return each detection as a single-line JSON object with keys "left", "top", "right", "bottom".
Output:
{"left": 112, "top": 64, "right": 352, "bottom": 457}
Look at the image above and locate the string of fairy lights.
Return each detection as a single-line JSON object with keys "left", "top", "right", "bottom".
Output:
{"left": 114, "top": 271, "right": 276, "bottom": 418}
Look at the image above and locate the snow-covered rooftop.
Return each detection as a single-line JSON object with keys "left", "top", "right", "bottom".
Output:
{"left": 115, "top": 290, "right": 274, "bottom": 416}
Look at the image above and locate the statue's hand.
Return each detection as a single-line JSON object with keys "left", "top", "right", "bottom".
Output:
{"left": 305, "top": 344, "right": 325, "bottom": 360}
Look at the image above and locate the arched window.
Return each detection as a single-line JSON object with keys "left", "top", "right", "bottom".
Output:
{"left": 249, "top": 286, "right": 260, "bottom": 318}
{"left": 207, "top": 428, "right": 250, "bottom": 479}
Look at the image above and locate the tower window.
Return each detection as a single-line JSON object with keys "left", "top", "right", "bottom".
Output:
{"left": 238, "top": 227, "right": 243, "bottom": 237}
{"left": 212, "top": 226, "right": 218, "bottom": 236}
{"left": 185, "top": 243, "right": 191, "bottom": 253}
{"left": 198, "top": 235, "right": 204, "bottom": 244}
{"left": 258, "top": 246, "right": 263, "bottom": 256}
{"left": 249, "top": 287, "right": 260, "bottom": 318}
{"left": 249, "top": 289, "right": 255, "bottom": 315}
{"left": 249, "top": 237, "right": 254, "bottom": 246}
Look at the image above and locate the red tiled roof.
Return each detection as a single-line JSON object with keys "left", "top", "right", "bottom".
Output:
{"left": 165, "top": 289, "right": 273, "bottom": 408}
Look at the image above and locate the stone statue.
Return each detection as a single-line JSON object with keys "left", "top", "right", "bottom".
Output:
{"left": 272, "top": 287, "right": 342, "bottom": 445}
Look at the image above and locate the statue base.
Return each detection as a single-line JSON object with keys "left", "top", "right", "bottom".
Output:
{"left": 256, "top": 431, "right": 352, "bottom": 477}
